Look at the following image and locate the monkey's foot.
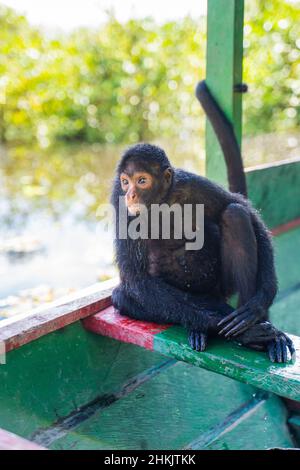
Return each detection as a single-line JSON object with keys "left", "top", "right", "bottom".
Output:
{"left": 267, "top": 333, "right": 295, "bottom": 363}
{"left": 188, "top": 330, "right": 207, "bottom": 352}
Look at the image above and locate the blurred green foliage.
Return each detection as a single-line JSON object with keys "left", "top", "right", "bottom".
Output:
{"left": 0, "top": 0, "right": 299, "bottom": 146}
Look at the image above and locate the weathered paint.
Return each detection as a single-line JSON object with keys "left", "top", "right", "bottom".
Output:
{"left": 31, "top": 359, "right": 176, "bottom": 448}
{"left": 205, "top": 0, "right": 244, "bottom": 187}
{"left": 84, "top": 307, "right": 300, "bottom": 402}
{"left": 0, "top": 279, "right": 118, "bottom": 352}
{"left": 83, "top": 306, "right": 170, "bottom": 350}
{"left": 0, "top": 428, "right": 46, "bottom": 450}
{"left": 48, "top": 362, "right": 293, "bottom": 450}
{"left": 0, "top": 316, "right": 295, "bottom": 449}
{"left": 0, "top": 321, "right": 167, "bottom": 438}
{"left": 154, "top": 326, "right": 300, "bottom": 402}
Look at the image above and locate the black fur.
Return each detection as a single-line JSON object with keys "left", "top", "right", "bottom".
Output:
{"left": 111, "top": 143, "right": 295, "bottom": 362}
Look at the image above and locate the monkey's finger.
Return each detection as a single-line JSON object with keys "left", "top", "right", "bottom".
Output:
{"left": 199, "top": 333, "right": 207, "bottom": 352}
{"left": 224, "top": 320, "right": 248, "bottom": 338}
{"left": 195, "top": 333, "right": 201, "bottom": 352}
{"left": 218, "top": 311, "right": 249, "bottom": 335}
{"left": 188, "top": 331, "right": 196, "bottom": 350}
{"left": 217, "top": 311, "right": 239, "bottom": 326}
{"left": 254, "top": 334, "right": 276, "bottom": 343}
{"left": 275, "top": 338, "right": 282, "bottom": 363}
{"left": 224, "top": 313, "right": 257, "bottom": 337}
{"left": 286, "top": 337, "right": 296, "bottom": 360}
{"left": 268, "top": 343, "right": 276, "bottom": 363}
{"left": 280, "top": 337, "right": 288, "bottom": 363}
{"left": 231, "top": 318, "right": 259, "bottom": 337}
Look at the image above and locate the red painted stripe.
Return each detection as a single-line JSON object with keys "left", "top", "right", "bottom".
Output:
{"left": 0, "top": 428, "right": 46, "bottom": 450}
{"left": 83, "top": 306, "right": 170, "bottom": 350}
{"left": 272, "top": 217, "right": 300, "bottom": 236}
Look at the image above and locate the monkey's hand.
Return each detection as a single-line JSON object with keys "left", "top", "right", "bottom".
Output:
{"left": 217, "top": 298, "right": 266, "bottom": 338}
{"left": 235, "top": 322, "right": 296, "bottom": 363}
{"left": 188, "top": 330, "right": 208, "bottom": 352}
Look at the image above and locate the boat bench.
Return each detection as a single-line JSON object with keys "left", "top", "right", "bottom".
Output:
{"left": 82, "top": 304, "right": 300, "bottom": 403}
{"left": 1, "top": 280, "right": 299, "bottom": 403}
{"left": 0, "top": 274, "right": 300, "bottom": 449}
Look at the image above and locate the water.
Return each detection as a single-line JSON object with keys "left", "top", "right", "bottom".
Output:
{"left": 0, "top": 131, "right": 299, "bottom": 317}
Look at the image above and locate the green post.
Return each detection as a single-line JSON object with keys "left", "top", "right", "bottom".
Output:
{"left": 205, "top": 0, "right": 244, "bottom": 187}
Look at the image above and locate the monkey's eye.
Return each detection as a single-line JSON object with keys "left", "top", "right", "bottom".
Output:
{"left": 138, "top": 177, "right": 147, "bottom": 185}
{"left": 121, "top": 179, "right": 129, "bottom": 186}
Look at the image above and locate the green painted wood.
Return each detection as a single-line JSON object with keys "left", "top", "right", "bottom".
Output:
{"left": 205, "top": 0, "right": 244, "bottom": 186}
{"left": 247, "top": 160, "right": 300, "bottom": 229}
{"left": 274, "top": 226, "right": 300, "bottom": 292}
{"left": 269, "top": 225, "right": 300, "bottom": 334}
{"left": 49, "top": 362, "right": 259, "bottom": 450}
{"left": 288, "top": 415, "right": 300, "bottom": 445}
{"left": 271, "top": 290, "right": 300, "bottom": 337}
{"left": 0, "top": 320, "right": 296, "bottom": 449}
{"left": 0, "top": 322, "right": 166, "bottom": 438}
{"left": 205, "top": 395, "right": 293, "bottom": 450}
{"left": 153, "top": 326, "right": 300, "bottom": 402}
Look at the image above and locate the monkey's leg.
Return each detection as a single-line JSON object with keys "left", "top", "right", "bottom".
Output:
{"left": 112, "top": 283, "right": 233, "bottom": 352}
{"left": 112, "top": 284, "right": 150, "bottom": 318}
{"left": 220, "top": 203, "right": 258, "bottom": 305}
{"left": 218, "top": 203, "right": 268, "bottom": 337}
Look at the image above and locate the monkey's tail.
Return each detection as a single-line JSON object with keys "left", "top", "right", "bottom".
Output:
{"left": 195, "top": 80, "right": 247, "bottom": 197}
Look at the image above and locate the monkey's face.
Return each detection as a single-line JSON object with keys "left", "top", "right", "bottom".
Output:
{"left": 120, "top": 162, "right": 173, "bottom": 216}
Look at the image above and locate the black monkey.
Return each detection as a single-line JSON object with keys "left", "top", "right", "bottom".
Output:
{"left": 111, "top": 143, "right": 294, "bottom": 362}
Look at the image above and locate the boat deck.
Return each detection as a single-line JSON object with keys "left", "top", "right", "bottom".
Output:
{"left": 0, "top": 226, "right": 299, "bottom": 450}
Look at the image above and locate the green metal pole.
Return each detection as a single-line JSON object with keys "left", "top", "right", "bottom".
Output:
{"left": 205, "top": 0, "right": 244, "bottom": 187}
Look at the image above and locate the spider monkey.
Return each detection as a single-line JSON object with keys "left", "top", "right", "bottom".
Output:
{"left": 110, "top": 81, "right": 295, "bottom": 363}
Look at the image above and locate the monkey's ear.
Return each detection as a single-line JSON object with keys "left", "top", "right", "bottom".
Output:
{"left": 164, "top": 167, "right": 173, "bottom": 184}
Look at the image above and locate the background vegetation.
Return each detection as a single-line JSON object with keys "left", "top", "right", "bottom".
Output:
{"left": 0, "top": 0, "right": 299, "bottom": 147}
{"left": 0, "top": 0, "right": 299, "bottom": 310}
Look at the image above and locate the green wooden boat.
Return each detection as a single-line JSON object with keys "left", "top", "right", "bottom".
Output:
{"left": 0, "top": 0, "right": 300, "bottom": 450}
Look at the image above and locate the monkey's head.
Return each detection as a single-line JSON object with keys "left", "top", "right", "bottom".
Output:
{"left": 117, "top": 143, "right": 173, "bottom": 216}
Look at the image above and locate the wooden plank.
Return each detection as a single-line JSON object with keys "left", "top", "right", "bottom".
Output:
{"left": 274, "top": 225, "right": 300, "bottom": 292}
{"left": 83, "top": 306, "right": 170, "bottom": 350}
{"left": 247, "top": 158, "right": 300, "bottom": 229}
{"left": 203, "top": 395, "right": 293, "bottom": 450}
{"left": 0, "top": 322, "right": 168, "bottom": 438}
{"left": 155, "top": 327, "right": 300, "bottom": 402}
{"left": 48, "top": 362, "right": 268, "bottom": 450}
{"left": 272, "top": 217, "right": 300, "bottom": 237}
{"left": 0, "top": 279, "right": 118, "bottom": 353}
{"left": 205, "top": 0, "right": 244, "bottom": 187}
{"left": 0, "top": 428, "right": 46, "bottom": 450}
{"left": 84, "top": 307, "right": 300, "bottom": 402}
{"left": 271, "top": 289, "right": 300, "bottom": 337}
